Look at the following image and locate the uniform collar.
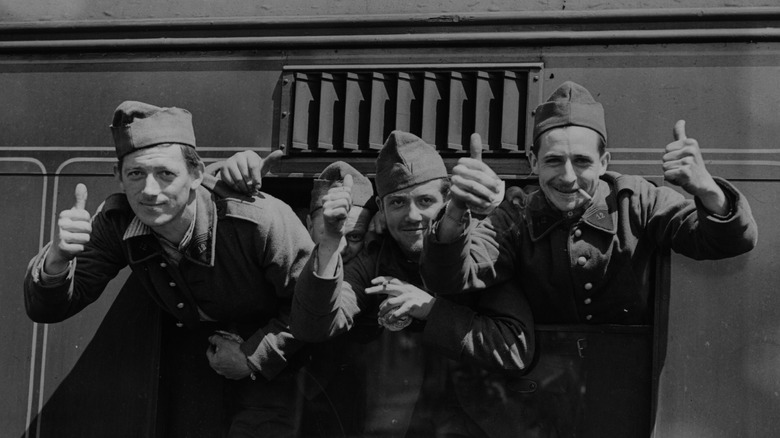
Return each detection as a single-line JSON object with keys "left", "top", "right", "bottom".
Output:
{"left": 526, "top": 178, "right": 617, "bottom": 242}
{"left": 123, "top": 185, "right": 217, "bottom": 267}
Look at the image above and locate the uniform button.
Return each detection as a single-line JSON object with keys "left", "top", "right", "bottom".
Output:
{"left": 585, "top": 315, "right": 593, "bottom": 321}
{"left": 584, "top": 298, "right": 592, "bottom": 305}
{"left": 577, "top": 256, "right": 587, "bottom": 266}
{"left": 584, "top": 283, "right": 593, "bottom": 290}
{"left": 573, "top": 229, "right": 582, "bottom": 238}
{"left": 176, "top": 322, "right": 184, "bottom": 328}
{"left": 169, "top": 281, "right": 176, "bottom": 287}
{"left": 177, "top": 302, "right": 184, "bottom": 309}
{"left": 160, "top": 262, "right": 167, "bottom": 268}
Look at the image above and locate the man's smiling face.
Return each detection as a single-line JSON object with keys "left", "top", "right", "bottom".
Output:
{"left": 379, "top": 178, "right": 446, "bottom": 260}
{"left": 531, "top": 126, "right": 610, "bottom": 212}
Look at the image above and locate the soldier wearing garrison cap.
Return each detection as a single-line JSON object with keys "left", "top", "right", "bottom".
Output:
{"left": 422, "top": 81, "right": 757, "bottom": 435}
{"left": 24, "top": 100, "right": 314, "bottom": 437}
{"left": 288, "top": 130, "right": 534, "bottom": 436}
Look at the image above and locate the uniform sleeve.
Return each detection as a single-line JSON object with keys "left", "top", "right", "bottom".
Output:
{"left": 640, "top": 177, "right": 757, "bottom": 259}
{"left": 423, "top": 279, "right": 534, "bottom": 372}
{"left": 421, "top": 200, "right": 522, "bottom": 296}
{"left": 240, "top": 198, "right": 315, "bottom": 380}
{"left": 290, "top": 249, "right": 370, "bottom": 343}
{"left": 24, "top": 211, "right": 127, "bottom": 323}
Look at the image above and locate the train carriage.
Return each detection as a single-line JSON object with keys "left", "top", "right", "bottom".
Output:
{"left": 1, "top": 2, "right": 777, "bottom": 437}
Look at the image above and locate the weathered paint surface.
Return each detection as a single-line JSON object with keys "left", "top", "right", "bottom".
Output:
{"left": 0, "top": 0, "right": 778, "bottom": 22}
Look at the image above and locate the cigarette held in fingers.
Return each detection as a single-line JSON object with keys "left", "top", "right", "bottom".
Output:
{"left": 578, "top": 188, "right": 593, "bottom": 200}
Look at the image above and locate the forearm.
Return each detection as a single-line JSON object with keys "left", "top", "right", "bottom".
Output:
{"left": 422, "top": 211, "right": 512, "bottom": 295}
{"left": 314, "top": 238, "right": 342, "bottom": 277}
{"left": 24, "top": 243, "right": 82, "bottom": 323}
{"left": 240, "top": 318, "right": 307, "bottom": 381}
{"left": 435, "top": 202, "right": 470, "bottom": 243}
{"left": 691, "top": 177, "right": 758, "bottom": 256}
{"left": 290, "top": 254, "right": 359, "bottom": 342}
{"left": 651, "top": 178, "right": 757, "bottom": 259}
{"left": 694, "top": 180, "right": 729, "bottom": 216}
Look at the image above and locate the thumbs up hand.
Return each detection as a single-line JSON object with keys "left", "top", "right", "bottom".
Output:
{"left": 317, "top": 174, "right": 353, "bottom": 248}
{"left": 450, "top": 133, "right": 505, "bottom": 216}
{"left": 662, "top": 120, "right": 728, "bottom": 215}
{"left": 45, "top": 184, "right": 93, "bottom": 274}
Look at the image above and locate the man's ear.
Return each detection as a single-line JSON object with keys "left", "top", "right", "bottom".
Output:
{"left": 190, "top": 161, "right": 205, "bottom": 189}
{"left": 599, "top": 151, "right": 611, "bottom": 176}
{"left": 528, "top": 152, "right": 539, "bottom": 175}
{"left": 375, "top": 195, "right": 384, "bottom": 213}
{"left": 113, "top": 165, "right": 125, "bottom": 191}
{"left": 306, "top": 214, "right": 312, "bottom": 231}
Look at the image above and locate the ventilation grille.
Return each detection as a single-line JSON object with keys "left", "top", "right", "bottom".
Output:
{"left": 279, "top": 64, "right": 543, "bottom": 156}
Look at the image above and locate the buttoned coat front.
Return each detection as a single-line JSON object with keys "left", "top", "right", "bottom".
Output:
{"left": 422, "top": 172, "right": 758, "bottom": 325}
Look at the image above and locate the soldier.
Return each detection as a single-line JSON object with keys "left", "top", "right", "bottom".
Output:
{"left": 24, "top": 101, "right": 313, "bottom": 437}
{"left": 421, "top": 81, "right": 759, "bottom": 435}
{"left": 291, "top": 131, "right": 534, "bottom": 437}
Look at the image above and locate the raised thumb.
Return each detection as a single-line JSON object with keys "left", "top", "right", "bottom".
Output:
{"left": 673, "top": 120, "right": 687, "bottom": 141}
{"left": 73, "top": 183, "right": 88, "bottom": 210}
{"left": 470, "top": 133, "right": 483, "bottom": 161}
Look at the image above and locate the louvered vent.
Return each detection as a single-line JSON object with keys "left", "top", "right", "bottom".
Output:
{"left": 279, "top": 64, "right": 543, "bottom": 156}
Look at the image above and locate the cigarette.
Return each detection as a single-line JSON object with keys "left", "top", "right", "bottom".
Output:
{"left": 578, "top": 188, "right": 593, "bottom": 201}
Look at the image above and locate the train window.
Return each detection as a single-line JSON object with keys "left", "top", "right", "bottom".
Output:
{"left": 278, "top": 63, "right": 544, "bottom": 159}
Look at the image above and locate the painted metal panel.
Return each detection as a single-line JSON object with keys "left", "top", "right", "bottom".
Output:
{"left": 343, "top": 72, "right": 370, "bottom": 150}
{"left": 317, "top": 72, "right": 344, "bottom": 150}
{"left": 0, "top": 160, "right": 46, "bottom": 438}
{"left": 421, "top": 71, "right": 447, "bottom": 149}
{"left": 656, "top": 181, "right": 778, "bottom": 438}
{"left": 474, "top": 71, "right": 498, "bottom": 152}
{"left": 446, "top": 71, "right": 472, "bottom": 151}
{"left": 292, "top": 72, "right": 320, "bottom": 151}
{"left": 500, "top": 71, "right": 521, "bottom": 152}
{"left": 28, "top": 164, "right": 161, "bottom": 438}
{"left": 369, "top": 72, "right": 396, "bottom": 150}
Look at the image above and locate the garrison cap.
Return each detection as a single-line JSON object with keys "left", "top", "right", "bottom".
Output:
{"left": 310, "top": 161, "right": 374, "bottom": 212}
{"left": 533, "top": 81, "right": 607, "bottom": 144}
{"left": 375, "top": 131, "right": 447, "bottom": 198}
{"left": 110, "top": 100, "right": 196, "bottom": 159}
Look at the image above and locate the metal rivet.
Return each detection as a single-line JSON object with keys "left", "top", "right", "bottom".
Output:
{"left": 281, "top": 111, "right": 288, "bottom": 118}
{"left": 283, "top": 78, "right": 290, "bottom": 85}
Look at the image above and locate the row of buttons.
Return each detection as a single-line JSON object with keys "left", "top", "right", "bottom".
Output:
{"left": 162, "top": 261, "right": 188, "bottom": 328}
{"left": 573, "top": 230, "right": 594, "bottom": 321}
